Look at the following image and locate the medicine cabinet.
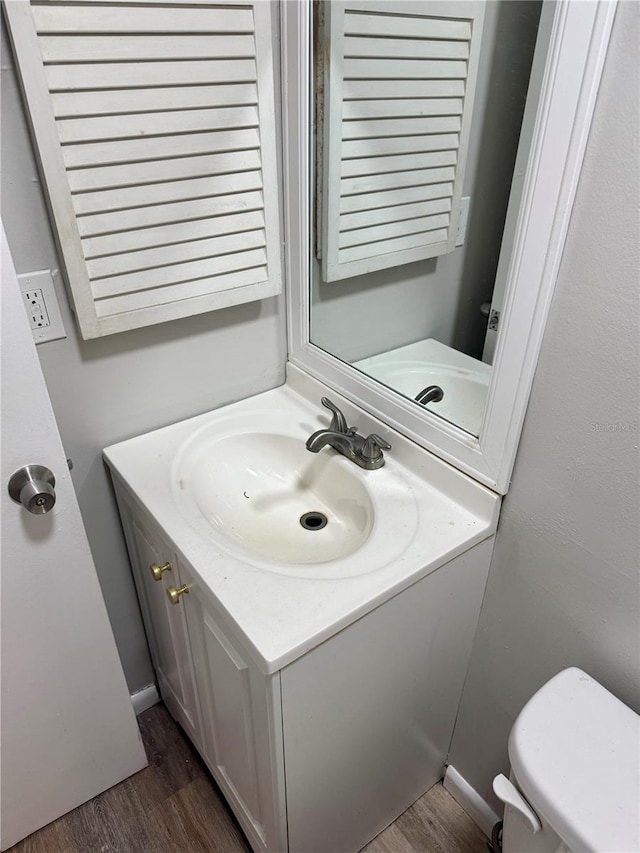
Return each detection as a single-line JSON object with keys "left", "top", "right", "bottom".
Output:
{"left": 283, "top": 0, "right": 617, "bottom": 494}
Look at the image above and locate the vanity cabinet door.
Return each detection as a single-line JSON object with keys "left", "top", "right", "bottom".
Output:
{"left": 129, "top": 518, "right": 201, "bottom": 744}
{"left": 178, "top": 564, "right": 278, "bottom": 853}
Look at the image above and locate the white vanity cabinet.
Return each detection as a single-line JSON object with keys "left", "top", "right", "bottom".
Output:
{"left": 105, "top": 377, "right": 500, "bottom": 853}
{"left": 111, "top": 473, "right": 495, "bottom": 853}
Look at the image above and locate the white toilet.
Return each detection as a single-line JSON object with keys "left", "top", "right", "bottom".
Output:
{"left": 493, "top": 667, "right": 640, "bottom": 853}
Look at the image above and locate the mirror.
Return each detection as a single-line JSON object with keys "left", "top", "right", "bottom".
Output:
{"left": 284, "top": 0, "right": 614, "bottom": 492}
{"left": 309, "top": 0, "right": 545, "bottom": 436}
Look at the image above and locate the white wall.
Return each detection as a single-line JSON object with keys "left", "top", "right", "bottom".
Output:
{"left": 1, "top": 27, "right": 288, "bottom": 693}
{"left": 311, "top": 1, "right": 542, "bottom": 364}
{"left": 448, "top": 0, "right": 640, "bottom": 811}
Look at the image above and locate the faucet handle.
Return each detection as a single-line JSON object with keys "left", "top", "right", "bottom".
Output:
{"left": 321, "top": 397, "right": 349, "bottom": 433}
{"left": 362, "top": 433, "right": 392, "bottom": 463}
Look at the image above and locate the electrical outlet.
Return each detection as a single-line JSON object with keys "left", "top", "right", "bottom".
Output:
{"left": 23, "top": 289, "right": 51, "bottom": 329}
{"left": 18, "top": 270, "right": 66, "bottom": 344}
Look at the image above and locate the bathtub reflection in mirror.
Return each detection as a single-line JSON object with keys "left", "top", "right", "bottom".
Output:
{"left": 309, "top": 0, "right": 545, "bottom": 436}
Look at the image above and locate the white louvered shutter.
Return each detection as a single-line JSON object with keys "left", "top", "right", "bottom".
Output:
{"left": 5, "top": 0, "right": 282, "bottom": 339}
{"left": 321, "top": 1, "right": 484, "bottom": 282}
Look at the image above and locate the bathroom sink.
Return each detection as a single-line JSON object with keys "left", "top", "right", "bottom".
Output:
{"left": 104, "top": 368, "right": 499, "bottom": 667}
{"left": 170, "top": 410, "right": 420, "bottom": 578}
{"left": 174, "top": 432, "right": 374, "bottom": 565}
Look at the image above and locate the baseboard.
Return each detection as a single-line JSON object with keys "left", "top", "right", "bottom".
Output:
{"left": 444, "top": 765, "right": 501, "bottom": 838}
{"left": 130, "top": 683, "right": 160, "bottom": 716}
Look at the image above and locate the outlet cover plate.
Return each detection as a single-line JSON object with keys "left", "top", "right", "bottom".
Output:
{"left": 18, "top": 269, "right": 66, "bottom": 344}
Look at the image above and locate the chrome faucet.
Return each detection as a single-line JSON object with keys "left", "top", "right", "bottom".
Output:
{"left": 306, "top": 397, "right": 391, "bottom": 470}
{"left": 415, "top": 384, "right": 444, "bottom": 406}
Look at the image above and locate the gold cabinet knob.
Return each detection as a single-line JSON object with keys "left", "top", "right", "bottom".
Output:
{"left": 150, "top": 561, "right": 171, "bottom": 581}
{"left": 166, "top": 584, "right": 189, "bottom": 605}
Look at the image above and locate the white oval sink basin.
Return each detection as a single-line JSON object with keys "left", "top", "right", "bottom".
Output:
{"left": 174, "top": 431, "right": 375, "bottom": 565}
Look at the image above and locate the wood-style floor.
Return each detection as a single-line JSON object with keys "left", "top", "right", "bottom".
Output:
{"left": 8, "top": 704, "right": 488, "bottom": 853}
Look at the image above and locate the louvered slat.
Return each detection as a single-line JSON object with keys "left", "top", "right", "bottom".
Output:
{"left": 88, "top": 229, "right": 267, "bottom": 280}
{"left": 57, "top": 106, "right": 259, "bottom": 144}
{"left": 339, "top": 182, "right": 454, "bottom": 214}
{"left": 342, "top": 59, "right": 468, "bottom": 80}
{"left": 321, "top": 1, "right": 484, "bottom": 282}
{"left": 342, "top": 120, "right": 461, "bottom": 142}
{"left": 92, "top": 247, "right": 268, "bottom": 300}
{"left": 32, "top": 4, "right": 255, "bottom": 33}
{"left": 68, "top": 150, "right": 262, "bottom": 193}
{"left": 6, "top": 1, "right": 282, "bottom": 337}
{"left": 343, "top": 99, "right": 463, "bottom": 121}
{"left": 339, "top": 214, "right": 451, "bottom": 249}
{"left": 341, "top": 152, "right": 457, "bottom": 179}
{"left": 77, "top": 190, "right": 265, "bottom": 237}
{"left": 83, "top": 210, "right": 265, "bottom": 259}
{"left": 342, "top": 133, "right": 461, "bottom": 158}
{"left": 45, "top": 59, "right": 257, "bottom": 91}
{"left": 338, "top": 230, "right": 449, "bottom": 264}
{"left": 72, "top": 171, "right": 263, "bottom": 216}
{"left": 344, "top": 36, "right": 470, "bottom": 61}
{"left": 52, "top": 84, "right": 258, "bottom": 119}
{"left": 340, "top": 198, "right": 452, "bottom": 231}
{"left": 39, "top": 35, "right": 256, "bottom": 63}
{"left": 341, "top": 167, "right": 457, "bottom": 197}
{"left": 343, "top": 10, "right": 471, "bottom": 40}
{"left": 62, "top": 128, "right": 261, "bottom": 169}
{"left": 95, "top": 266, "right": 268, "bottom": 317}
{"left": 343, "top": 79, "right": 465, "bottom": 100}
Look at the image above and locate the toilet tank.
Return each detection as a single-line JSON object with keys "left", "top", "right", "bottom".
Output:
{"left": 501, "top": 668, "right": 640, "bottom": 853}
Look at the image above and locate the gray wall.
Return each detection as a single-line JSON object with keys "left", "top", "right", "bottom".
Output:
{"left": 1, "top": 27, "right": 288, "bottom": 694}
{"left": 448, "top": 0, "right": 640, "bottom": 811}
{"left": 311, "top": 1, "right": 542, "bottom": 364}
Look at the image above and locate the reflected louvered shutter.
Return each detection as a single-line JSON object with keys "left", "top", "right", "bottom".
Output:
{"left": 321, "top": 1, "right": 484, "bottom": 282}
{"left": 5, "top": 0, "right": 281, "bottom": 339}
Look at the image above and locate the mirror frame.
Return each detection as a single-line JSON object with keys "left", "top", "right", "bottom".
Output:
{"left": 282, "top": 0, "right": 617, "bottom": 494}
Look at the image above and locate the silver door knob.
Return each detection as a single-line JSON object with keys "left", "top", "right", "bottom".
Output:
{"left": 8, "top": 465, "right": 56, "bottom": 514}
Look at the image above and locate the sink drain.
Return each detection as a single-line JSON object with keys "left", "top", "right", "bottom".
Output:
{"left": 300, "top": 511, "right": 328, "bottom": 531}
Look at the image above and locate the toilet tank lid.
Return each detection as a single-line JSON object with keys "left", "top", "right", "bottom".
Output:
{"left": 508, "top": 668, "right": 640, "bottom": 853}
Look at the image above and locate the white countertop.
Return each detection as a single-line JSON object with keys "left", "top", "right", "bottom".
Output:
{"left": 104, "top": 366, "right": 500, "bottom": 674}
